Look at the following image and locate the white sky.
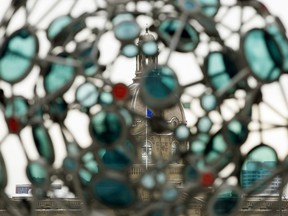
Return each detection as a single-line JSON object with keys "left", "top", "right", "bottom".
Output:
{"left": 0, "top": 0, "right": 288, "bottom": 197}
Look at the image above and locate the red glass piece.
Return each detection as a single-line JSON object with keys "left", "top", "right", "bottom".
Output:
{"left": 7, "top": 117, "right": 21, "bottom": 133}
{"left": 201, "top": 172, "right": 214, "bottom": 187}
{"left": 112, "top": 83, "right": 129, "bottom": 101}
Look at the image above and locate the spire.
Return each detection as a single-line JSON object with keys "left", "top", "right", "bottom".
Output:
{"left": 134, "top": 29, "right": 158, "bottom": 82}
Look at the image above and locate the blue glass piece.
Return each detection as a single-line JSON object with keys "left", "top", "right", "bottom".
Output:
{"left": 209, "top": 187, "right": 241, "bottom": 216}
{"left": 197, "top": 116, "right": 212, "bottom": 133}
{"left": 98, "top": 92, "right": 113, "bottom": 106}
{"left": 240, "top": 145, "right": 278, "bottom": 193}
{"left": 47, "top": 16, "right": 72, "bottom": 41}
{"left": 122, "top": 44, "right": 139, "bottom": 58}
{"left": 243, "top": 29, "right": 282, "bottom": 82}
{"left": 26, "top": 161, "right": 48, "bottom": 186}
{"left": 224, "top": 120, "right": 248, "bottom": 146}
{"left": 43, "top": 53, "right": 76, "bottom": 94}
{"left": 32, "top": 125, "right": 55, "bottom": 165}
{"left": 184, "top": 165, "right": 199, "bottom": 182}
{"left": 175, "top": 124, "right": 190, "bottom": 141}
{"left": 48, "top": 97, "right": 68, "bottom": 122}
{"left": 5, "top": 96, "right": 29, "bottom": 124}
{"left": 141, "top": 174, "right": 156, "bottom": 189}
{"left": 76, "top": 82, "right": 98, "bottom": 108}
{"left": 113, "top": 14, "right": 140, "bottom": 41}
{"left": 162, "top": 186, "right": 178, "bottom": 202}
{"left": 199, "top": 0, "right": 219, "bottom": 16}
{"left": 100, "top": 140, "right": 134, "bottom": 170}
{"left": 146, "top": 108, "right": 153, "bottom": 118}
{"left": 0, "top": 153, "right": 7, "bottom": 188}
{"left": 92, "top": 178, "right": 136, "bottom": 207}
{"left": 141, "top": 41, "right": 158, "bottom": 56}
{"left": 90, "top": 111, "right": 124, "bottom": 146}
{"left": 200, "top": 93, "right": 217, "bottom": 112}
{"left": 141, "top": 66, "right": 180, "bottom": 109}
{"left": 0, "top": 28, "right": 38, "bottom": 83}
{"left": 63, "top": 156, "right": 78, "bottom": 172}
{"left": 205, "top": 51, "right": 238, "bottom": 92}
{"left": 158, "top": 19, "right": 199, "bottom": 52}
{"left": 267, "top": 24, "right": 288, "bottom": 72}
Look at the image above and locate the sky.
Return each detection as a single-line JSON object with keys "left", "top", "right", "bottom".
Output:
{"left": 0, "top": 0, "right": 288, "bottom": 197}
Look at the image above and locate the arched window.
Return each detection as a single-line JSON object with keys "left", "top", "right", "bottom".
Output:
{"left": 142, "top": 140, "right": 152, "bottom": 164}
{"left": 171, "top": 141, "right": 177, "bottom": 155}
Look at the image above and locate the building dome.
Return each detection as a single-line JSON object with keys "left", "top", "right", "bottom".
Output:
{"left": 129, "top": 30, "right": 186, "bottom": 163}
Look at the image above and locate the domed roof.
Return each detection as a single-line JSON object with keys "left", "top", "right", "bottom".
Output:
{"left": 138, "top": 28, "right": 156, "bottom": 44}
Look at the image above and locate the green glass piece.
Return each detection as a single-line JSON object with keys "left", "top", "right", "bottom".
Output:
{"left": 44, "top": 54, "right": 76, "bottom": 94}
{"left": 90, "top": 111, "right": 123, "bottom": 146}
{"left": 0, "top": 153, "right": 7, "bottom": 188}
{"left": 92, "top": 178, "right": 136, "bottom": 207}
{"left": 122, "top": 44, "right": 139, "bottom": 58}
{"left": 142, "top": 41, "right": 158, "bottom": 56}
{"left": 243, "top": 29, "right": 282, "bottom": 82}
{"left": 205, "top": 52, "right": 238, "bottom": 92}
{"left": 158, "top": 19, "right": 199, "bottom": 52}
{"left": 32, "top": 125, "right": 55, "bottom": 165}
{"left": 197, "top": 116, "right": 212, "bottom": 133}
{"left": 76, "top": 82, "right": 98, "bottom": 108}
{"left": 141, "top": 66, "right": 180, "bottom": 109}
{"left": 175, "top": 124, "right": 190, "bottom": 141}
{"left": 0, "top": 28, "right": 38, "bottom": 83}
{"left": 224, "top": 120, "right": 248, "bottom": 146}
{"left": 47, "top": 16, "right": 72, "bottom": 40}
{"left": 240, "top": 145, "right": 277, "bottom": 192}
{"left": 26, "top": 161, "right": 48, "bottom": 186}
{"left": 48, "top": 97, "right": 68, "bottom": 122}
{"left": 200, "top": 93, "right": 217, "bottom": 112}
{"left": 210, "top": 187, "right": 241, "bottom": 216}
{"left": 5, "top": 97, "right": 29, "bottom": 124}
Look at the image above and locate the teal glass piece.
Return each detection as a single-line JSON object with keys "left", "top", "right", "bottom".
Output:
{"left": 79, "top": 168, "right": 93, "bottom": 185}
{"left": 98, "top": 92, "right": 113, "bottom": 106}
{"left": 5, "top": 96, "right": 29, "bottom": 124}
{"left": 32, "top": 125, "right": 55, "bottom": 165}
{"left": 63, "top": 156, "right": 78, "bottom": 172}
{"left": 77, "top": 43, "right": 100, "bottom": 76}
{"left": 197, "top": 116, "right": 212, "bottom": 133}
{"left": 158, "top": 19, "right": 199, "bottom": 52}
{"left": 208, "top": 187, "right": 242, "bottom": 216}
{"left": 240, "top": 145, "right": 278, "bottom": 193}
{"left": 224, "top": 120, "right": 248, "bottom": 146}
{"left": 122, "top": 44, "right": 139, "bottom": 58}
{"left": 176, "top": 0, "right": 200, "bottom": 13}
{"left": 243, "top": 29, "right": 282, "bottom": 82}
{"left": 47, "top": 16, "right": 72, "bottom": 41}
{"left": 204, "top": 52, "right": 238, "bottom": 92}
{"left": 141, "top": 66, "right": 180, "bottom": 109}
{"left": 267, "top": 24, "right": 288, "bottom": 72}
{"left": 92, "top": 178, "right": 136, "bottom": 207}
{"left": 0, "top": 153, "right": 7, "bottom": 188}
{"left": 119, "top": 109, "right": 133, "bottom": 127}
{"left": 190, "top": 134, "right": 210, "bottom": 154}
{"left": 0, "top": 28, "right": 38, "bottom": 83}
{"left": 200, "top": 93, "right": 217, "bottom": 112}
{"left": 44, "top": 53, "right": 76, "bottom": 94}
{"left": 90, "top": 111, "right": 124, "bottom": 146}
{"left": 162, "top": 186, "right": 178, "bottom": 202}
{"left": 100, "top": 140, "right": 134, "bottom": 170}
{"left": 76, "top": 82, "right": 98, "bottom": 108}
{"left": 175, "top": 124, "right": 190, "bottom": 141}
{"left": 82, "top": 151, "right": 99, "bottom": 174}
{"left": 141, "top": 41, "right": 158, "bottom": 56}
{"left": 113, "top": 14, "right": 140, "bottom": 41}
{"left": 199, "top": 0, "right": 219, "bottom": 16}
{"left": 48, "top": 97, "right": 68, "bottom": 122}
{"left": 26, "top": 161, "right": 48, "bottom": 186}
